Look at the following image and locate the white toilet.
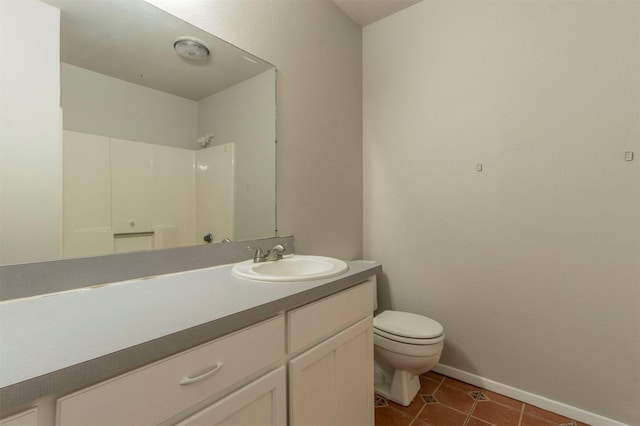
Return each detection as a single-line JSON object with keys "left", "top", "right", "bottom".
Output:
{"left": 373, "top": 310, "right": 444, "bottom": 406}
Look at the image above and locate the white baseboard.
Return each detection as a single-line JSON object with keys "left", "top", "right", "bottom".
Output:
{"left": 432, "top": 364, "right": 628, "bottom": 426}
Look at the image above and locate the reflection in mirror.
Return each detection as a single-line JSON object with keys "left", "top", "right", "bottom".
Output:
{"left": 0, "top": 0, "right": 276, "bottom": 265}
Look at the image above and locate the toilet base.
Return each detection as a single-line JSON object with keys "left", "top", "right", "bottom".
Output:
{"left": 374, "top": 364, "right": 421, "bottom": 406}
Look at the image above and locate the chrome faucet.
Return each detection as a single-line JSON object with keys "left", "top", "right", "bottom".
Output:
{"left": 249, "top": 244, "right": 286, "bottom": 263}
{"left": 266, "top": 244, "right": 285, "bottom": 261}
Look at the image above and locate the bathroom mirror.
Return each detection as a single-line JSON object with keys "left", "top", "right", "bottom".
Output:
{"left": 2, "top": 0, "right": 276, "bottom": 265}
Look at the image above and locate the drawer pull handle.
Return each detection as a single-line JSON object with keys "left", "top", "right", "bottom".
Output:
{"left": 179, "top": 362, "right": 224, "bottom": 385}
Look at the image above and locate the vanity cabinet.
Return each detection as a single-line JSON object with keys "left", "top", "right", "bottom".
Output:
{"left": 289, "top": 318, "right": 373, "bottom": 425}
{"left": 56, "top": 316, "right": 285, "bottom": 426}
{"left": 287, "top": 279, "right": 374, "bottom": 426}
{"left": 176, "top": 367, "right": 286, "bottom": 426}
{"left": 49, "top": 278, "right": 375, "bottom": 426}
{"left": 0, "top": 409, "right": 37, "bottom": 426}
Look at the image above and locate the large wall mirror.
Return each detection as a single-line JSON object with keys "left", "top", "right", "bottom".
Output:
{"left": 0, "top": 0, "right": 276, "bottom": 266}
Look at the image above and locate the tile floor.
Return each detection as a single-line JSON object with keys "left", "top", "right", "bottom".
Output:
{"left": 374, "top": 372, "right": 590, "bottom": 426}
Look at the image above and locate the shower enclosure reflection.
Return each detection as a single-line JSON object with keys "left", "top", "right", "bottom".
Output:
{"left": 60, "top": 61, "right": 275, "bottom": 257}
{"left": 63, "top": 132, "right": 237, "bottom": 257}
{"left": 0, "top": 0, "right": 276, "bottom": 265}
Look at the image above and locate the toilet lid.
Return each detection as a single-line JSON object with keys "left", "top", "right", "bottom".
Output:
{"left": 374, "top": 310, "right": 443, "bottom": 339}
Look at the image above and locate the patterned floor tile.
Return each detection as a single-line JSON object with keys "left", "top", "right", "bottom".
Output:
{"left": 524, "top": 404, "right": 573, "bottom": 425}
{"left": 441, "top": 377, "right": 481, "bottom": 392}
{"left": 434, "top": 382, "right": 477, "bottom": 413}
{"left": 520, "top": 412, "right": 559, "bottom": 426}
{"left": 374, "top": 405, "right": 415, "bottom": 426}
{"left": 418, "top": 375, "right": 443, "bottom": 395}
{"left": 470, "top": 400, "right": 522, "bottom": 425}
{"left": 374, "top": 373, "right": 587, "bottom": 426}
{"left": 467, "top": 416, "right": 496, "bottom": 426}
{"left": 385, "top": 393, "right": 426, "bottom": 418}
{"left": 469, "top": 391, "right": 489, "bottom": 401}
{"left": 417, "top": 402, "right": 468, "bottom": 426}
{"left": 421, "top": 394, "right": 438, "bottom": 404}
{"left": 482, "top": 389, "right": 523, "bottom": 410}
{"left": 375, "top": 394, "right": 389, "bottom": 408}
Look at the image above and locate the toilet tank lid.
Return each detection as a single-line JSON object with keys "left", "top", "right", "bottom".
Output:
{"left": 374, "top": 310, "right": 443, "bottom": 339}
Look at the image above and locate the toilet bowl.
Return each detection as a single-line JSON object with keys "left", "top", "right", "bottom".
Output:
{"left": 373, "top": 310, "right": 444, "bottom": 406}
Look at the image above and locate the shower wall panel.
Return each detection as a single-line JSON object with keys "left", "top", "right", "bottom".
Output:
{"left": 62, "top": 131, "right": 113, "bottom": 258}
{"left": 195, "top": 143, "right": 235, "bottom": 244}
{"left": 62, "top": 131, "right": 197, "bottom": 257}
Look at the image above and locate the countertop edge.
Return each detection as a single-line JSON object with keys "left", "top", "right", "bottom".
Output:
{"left": 0, "top": 263, "right": 381, "bottom": 412}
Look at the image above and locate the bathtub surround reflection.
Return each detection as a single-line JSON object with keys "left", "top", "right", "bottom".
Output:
{"left": 63, "top": 132, "right": 236, "bottom": 257}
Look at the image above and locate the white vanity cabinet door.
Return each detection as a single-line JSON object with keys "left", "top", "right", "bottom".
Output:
{"left": 0, "top": 409, "right": 37, "bottom": 426}
{"left": 177, "top": 367, "right": 286, "bottom": 426}
{"left": 56, "top": 316, "right": 284, "bottom": 426}
{"left": 288, "top": 317, "right": 374, "bottom": 426}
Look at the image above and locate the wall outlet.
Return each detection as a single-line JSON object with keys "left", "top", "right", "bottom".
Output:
{"left": 625, "top": 151, "right": 634, "bottom": 161}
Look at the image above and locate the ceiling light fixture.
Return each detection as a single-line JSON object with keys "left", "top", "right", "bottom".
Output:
{"left": 174, "top": 37, "right": 210, "bottom": 60}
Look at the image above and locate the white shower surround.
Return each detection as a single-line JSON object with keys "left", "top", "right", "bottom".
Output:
{"left": 63, "top": 132, "right": 235, "bottom": 256}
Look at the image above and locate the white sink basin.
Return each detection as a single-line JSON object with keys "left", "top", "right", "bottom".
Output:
{"left": 231, "top": 255, "right": 349, "bottom": 282}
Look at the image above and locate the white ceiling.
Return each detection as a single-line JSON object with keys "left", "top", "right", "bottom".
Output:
{"left": 41, "top": 0, "right": 273, "bottom": 101}
{"left": 332, "top": 0, "right": 423, "bottom": 27}
{"left": 41, "top": 0, "right": 421, "bottom": 100}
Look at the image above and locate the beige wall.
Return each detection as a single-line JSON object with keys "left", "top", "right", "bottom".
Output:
{"left": 61, "top": 63, "right": 198, "bottom": 150}
{"left": 148, "top": 0, "right": 363, "bottom": 260}
{"left": 0, "top": 0, "right": 61, "bottom": 265}
{"left": 364, "top": 1, "right": 639, "bottom": 424}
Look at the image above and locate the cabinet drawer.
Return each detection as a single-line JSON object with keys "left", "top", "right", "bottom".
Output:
{"left": 57, "top": 315, "right": 285, "bottom": 426}
{"left": 288, "top": 278, "right": 374, "bottom": 353}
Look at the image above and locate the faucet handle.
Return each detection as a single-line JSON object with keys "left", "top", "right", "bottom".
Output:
{"left": 271, "top": 244, "right": 285, "bottom": 259}
{"left": 247, "top": 246, "right": 268, "bottom": 262}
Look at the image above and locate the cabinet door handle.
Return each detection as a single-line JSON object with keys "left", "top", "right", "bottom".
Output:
{"left": 179, "top": 361, "right": 224, "bottom": 385}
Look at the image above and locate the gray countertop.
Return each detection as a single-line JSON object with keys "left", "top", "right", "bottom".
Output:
{"left": 0, "top": 259, "right": 381, "bottom": 411}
